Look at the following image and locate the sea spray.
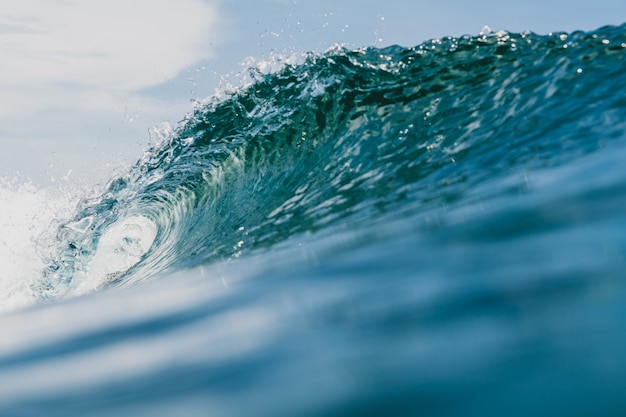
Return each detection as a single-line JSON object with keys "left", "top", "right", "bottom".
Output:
{"left": 0, "top": 179, "right": 76, "bottom": 311}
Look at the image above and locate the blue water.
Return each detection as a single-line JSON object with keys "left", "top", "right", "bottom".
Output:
{"left": 2, "top": 24, "right": 626, "bottom": 416}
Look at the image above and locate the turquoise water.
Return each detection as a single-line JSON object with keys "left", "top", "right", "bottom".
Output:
{"left": 2, "top": 24, "right": 626, "bottom": 416}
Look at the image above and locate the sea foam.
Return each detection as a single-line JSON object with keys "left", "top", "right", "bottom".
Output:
{"left": 0, "top": 179, "right": 75, "bottom": 311}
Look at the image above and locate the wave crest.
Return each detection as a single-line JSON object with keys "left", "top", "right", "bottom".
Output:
{"left": 33, "top": 23, "right": 626, "bottom": 300}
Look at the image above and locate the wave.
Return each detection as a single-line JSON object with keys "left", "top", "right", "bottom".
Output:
{"left": 29, "top": 24, "right": 626, "bottom": 302}
{"left": 2, "top": 22, "right": 626, "bottom": 417}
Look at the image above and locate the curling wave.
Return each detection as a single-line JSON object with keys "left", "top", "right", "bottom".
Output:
{"left": 35, "top": 24, "right": 626, "bottom": 301}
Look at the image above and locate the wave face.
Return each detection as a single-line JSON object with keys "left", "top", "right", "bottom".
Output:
{"left": 3, "top": 24, "right": 626, "bottom": 416}
{"left": 36, "top": 25, "right": 626, "bottom": 298}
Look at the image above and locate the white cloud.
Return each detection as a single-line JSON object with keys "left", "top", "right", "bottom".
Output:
{"left": 0, "top": 0, "right": 222, "bottom": 131}
{"left": 0, "top": 0, "right": 221, "bottom": 90}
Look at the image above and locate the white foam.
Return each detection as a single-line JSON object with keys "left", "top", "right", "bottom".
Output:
{"left": 74, "top": 215, "right": 157, "bottom": 295}
{"left": 0, "top": 179, "right": 75, "bottom": 312}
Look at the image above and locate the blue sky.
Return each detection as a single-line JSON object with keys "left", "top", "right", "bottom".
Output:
{"left": 1, "top": 0, "right": 625, "bottom": 183}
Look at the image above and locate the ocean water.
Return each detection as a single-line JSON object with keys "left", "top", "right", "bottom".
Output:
{"left": 2, "top": 24, "right": 626, "bottom": 416}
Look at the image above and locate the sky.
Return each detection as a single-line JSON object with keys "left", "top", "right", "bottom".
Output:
{"left": 1, "top": 0, "right": 625, "bottom": 184}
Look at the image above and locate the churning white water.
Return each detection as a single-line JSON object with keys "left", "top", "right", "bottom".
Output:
{"left": 0, "top": 179, "right": 75, "bottom": 311}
